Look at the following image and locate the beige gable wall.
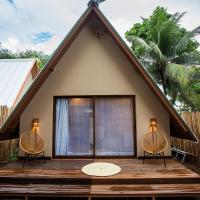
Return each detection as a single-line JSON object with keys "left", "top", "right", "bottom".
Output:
{"left": 20, "top": 17, "right": 171, "bottom": 157}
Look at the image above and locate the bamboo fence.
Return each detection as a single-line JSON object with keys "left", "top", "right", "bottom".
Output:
{"left": 0, "top": 105, "right": 18, "bottom": 162}
{"left": 171, "top": 112, "right": 200, "bottom": 156}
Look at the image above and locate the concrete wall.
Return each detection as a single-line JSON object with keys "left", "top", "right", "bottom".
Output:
{"left": 20, "top": 16, "right": 171, "bottom": 157}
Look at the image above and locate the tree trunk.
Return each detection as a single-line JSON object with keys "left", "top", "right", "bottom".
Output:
{"left": 171, "top": 92, "right": 177, "bottom": 105}
{"left": 162, "top": 83, "right": 167, "bottom": 96}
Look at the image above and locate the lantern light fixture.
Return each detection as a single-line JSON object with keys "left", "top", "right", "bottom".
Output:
{"left": 32, "top": 118, "right": 39, "bottom": 134}
{"left": 150, "top": 118, "right": 157, "bottom": 132}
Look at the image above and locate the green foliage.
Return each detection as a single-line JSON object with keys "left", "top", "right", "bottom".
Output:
{"left": 8, "top": 146, "right": 19, "bottom": 161}
{"left": 16, "top": 50, "right": 50, "bottom": 69}
{"left": 0, "top": 48, "right": 50, "bottom": 69}
{"left": 126, "top": 7, "right": 199, "bottom": 57}
{"left": 126, "top": 6, "right": 200, "bottom": 111}
{"left": 8, "top": 152, "right": 18, "bottom": 161}
{"left": 0, "top": 48, "right": 16, "bottom": 59}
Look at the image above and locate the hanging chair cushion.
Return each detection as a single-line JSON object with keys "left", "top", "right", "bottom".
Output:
{"left": 81, "top": 162, "right": 121, "bottom": 176}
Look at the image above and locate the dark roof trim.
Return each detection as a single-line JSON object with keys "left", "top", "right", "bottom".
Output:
{"left": 31, "top": 60, "right": 40, "bottom": 79}
{"left": 0, "top": 6, "right": 198, "bottom": 142}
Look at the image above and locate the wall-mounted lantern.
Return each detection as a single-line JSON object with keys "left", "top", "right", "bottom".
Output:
{"left": 150, "top": 118, "right": 157, "bottom": 133}
{"left": 32, "top": 118, "right": 39, "bottom": 134}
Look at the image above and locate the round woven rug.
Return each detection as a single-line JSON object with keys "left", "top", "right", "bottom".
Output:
{"left": 81, "top": 162, "right": 121, "bottom": 176}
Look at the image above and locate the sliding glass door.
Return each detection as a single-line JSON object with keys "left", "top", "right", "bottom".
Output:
{"left": 54, "top": 96, "right": 135, "bottom": 157}
{"left": 95, "top": 98, "right": 134, "bottom": 156}
{"left": 55, "top": 98, "right": 93, "bottom": 156}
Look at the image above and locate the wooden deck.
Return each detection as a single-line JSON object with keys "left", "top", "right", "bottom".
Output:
{"left": 0, "top": 158, "right": 199, "bottom": 199}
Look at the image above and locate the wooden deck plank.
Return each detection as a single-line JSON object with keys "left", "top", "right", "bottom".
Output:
{"left": 0, "top": 159, "right": 199, "bottom": 197}
{"left": 91, "top": 184, "right": 200, "bottom": 197}
{"left": 0, "top": 167, "right": 198, "bottom": 179}
{"left": 0, "top": 184, "right": 90, "bottom": 196}
{"left": 0, "top": 159, "right": 199, "bottom": 179}
{"left": 0, "top": 183, "right": 199, "bottom": 197}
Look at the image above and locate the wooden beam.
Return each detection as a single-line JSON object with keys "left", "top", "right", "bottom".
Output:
{"left": 24, "top": 194, "right": 28, "bottom": 200}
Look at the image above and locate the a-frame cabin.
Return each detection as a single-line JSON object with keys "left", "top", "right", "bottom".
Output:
{"left": 0, "top": 2, "right": 199, "bottom": 199}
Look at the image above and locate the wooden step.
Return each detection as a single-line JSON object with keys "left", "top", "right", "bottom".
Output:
{"left": 0, "top": 184, "right": 90, "bottom": 197}
{"left": 0, "top": 174, "right": 199, "bottom": 185}
{"left": 91, "top": 183, "right": 200, "bottom": 197}
{"left": 0, "top": 183, "right": 200, "bottom": 197}
{"left": 0, "top": 167, "right": 199, "bottom": 185}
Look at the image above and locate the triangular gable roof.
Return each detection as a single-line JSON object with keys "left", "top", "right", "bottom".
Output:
{"left": 0, "top": 5, "right": 198, "bottom": 142}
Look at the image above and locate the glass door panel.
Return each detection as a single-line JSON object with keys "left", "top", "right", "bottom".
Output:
{"left": 55, "top": 98, "right": 93, "bottom": 156}
{"left": 95, "top": 98, "right": 134, "bottom": 156}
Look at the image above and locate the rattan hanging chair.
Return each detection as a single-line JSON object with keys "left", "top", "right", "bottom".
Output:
{"left": 142, "top": 130, "right": 168, "bottom": 167}
{"left": 19, "top": 132, "right": 46, "bottom": 168}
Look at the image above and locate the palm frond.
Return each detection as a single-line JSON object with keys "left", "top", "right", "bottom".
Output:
{"left": 174, "top": 35, "right": 191, "bottom": 54}
{"left": 140, "top": 16, "right": 146, "bottom": 21}
{"left": 171, "top": 52, "right": 200, "bottom": 65}
{"left": 166, "top": 63, "right": 196, "bottom": 106}
{"left": 177, "top": 85, "right": 198, "bottom": 110}
{"left": 174, "top": 26, "right": 200, "bottom": 54}
{"left": 189, "top": 66, "right": 200, "bottom": 81}
{"left": 191, "top": 26, "right": 200, "bottom": 36}
{"left": 149, "top": 42, "right": 166, "bottom": 62}
{"left": 171, "top": 11, "right": 187, "bottom": 23}
{"left": 167, "top": 63, "right": 190, "bottom": 86}
{"left": 126, "top": 35, "right": 150, "bottom": 51}
{"left": 157, "top": 20, "right": 177, "bottom": 55}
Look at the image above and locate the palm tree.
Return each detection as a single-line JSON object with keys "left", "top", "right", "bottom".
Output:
{"left": 126, "top": 11, "right": 200, "bottom": 109}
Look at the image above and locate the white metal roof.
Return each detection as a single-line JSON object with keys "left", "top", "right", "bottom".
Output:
{"left": 0, "top": 59, "right": 36, "bottom": 107}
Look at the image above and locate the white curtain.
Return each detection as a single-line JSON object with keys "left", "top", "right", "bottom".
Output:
{"left": 55, "top": 98, "right": 69, "bottom": 156}
{"left": 55, "top": 98, "right": 93, "bottom": 156}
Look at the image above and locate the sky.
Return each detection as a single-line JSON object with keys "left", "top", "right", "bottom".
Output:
{"left": 0, "top": 0, "right": 200, "bottom": 54}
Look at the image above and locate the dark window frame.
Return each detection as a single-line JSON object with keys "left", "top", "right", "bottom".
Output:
{"left": 52, "top": 95, "right": 137, "bottom": 159}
